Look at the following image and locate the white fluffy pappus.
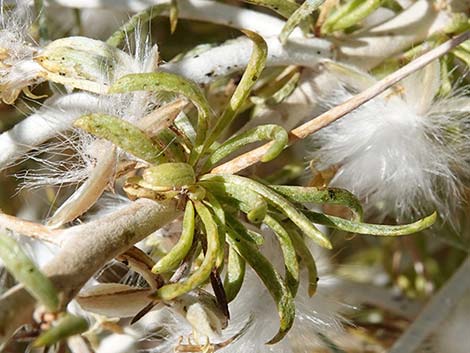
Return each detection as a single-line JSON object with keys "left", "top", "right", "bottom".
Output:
{"left": 0, "top": 0, "right": 32, "bottom": 59}
{"left": 17, "top": 86, "right": 164, "bottom": 191}
{"left": 15, "top": 25, "right": 162, "bottom": 184}
{"left": 0, "top": 0, "right": 45, "bottom": 104}
{"left": 310, "top": 61, "right": 470, "bottom": 222}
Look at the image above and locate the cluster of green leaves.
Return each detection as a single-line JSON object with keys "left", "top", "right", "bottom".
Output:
{"left": 70, "top": 28, "right": 436, "bottom": 343}
{"left": 0, "top": 1, "right": 443, "bottom": 347}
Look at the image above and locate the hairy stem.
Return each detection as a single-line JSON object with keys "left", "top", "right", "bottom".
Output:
{"left": 0, "top": 198, "right": 179, "bottom": 344}
{"left": 160, "top": 35, "right": 333, "bottom": 85}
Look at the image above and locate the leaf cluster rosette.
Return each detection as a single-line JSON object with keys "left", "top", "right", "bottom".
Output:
{"left": 68, "top": 30, "right": 436, "bottom": 344}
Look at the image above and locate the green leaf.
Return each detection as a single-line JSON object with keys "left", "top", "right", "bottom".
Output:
{"left": 280, "top": 0, "right": 325, "bottom": 44}
{"left": 154, "top": 200, "right": 219, "bottom": 300}
{"left": 0, "top": 232, "right": 59, "bottom": 312}
{"left": 170, "top": 0, "right": 179, "bottom": 34}
{"left": 284, "top": 223, "right": 318, "bottom": 296}
{"left": 270, "top": 185, "right": 363, "bottom": 221}
{"left": 226, "top": 226, "right": 295, "bottom": 344}
{"left": 109, "top": 72, "right": 213, "bottom": 150}
{"left": 201, "top": 175, "right": 332, "bottom": 249}
{"left": 152, "top": 201, "right": 195, "bottom": 274}
{"left": 200, "top": 180, "right": 268, "bottom": 224}
{"left": 305, "top": 210, "right": 437, "bottom": 236}
{"left": 252, "top": 71, "right": 301, "bottom": 106}
{"left": 33, "top": 314, "right": 89, "bottom": 347}
{"left": 203, "top": 30, "right": 268, "bottom": 155}
{"left": 74, "top": 113, "right": 165, "bottom": 164}
{"left": 174, "top": 112, "right": 197, "bottom": 145}
{"left": 35, "top": 36, "right": 133, "bottom": 93}
{"left": 204, "top": 191, "right": 227, "bottom": 268}
{"left": 224, "top": 244, "right": 246, "bottom": 303}
{"left": 226, "top": 213, "right": 265, "bottom": 246}
{"left": 106, "top": 4, "right": 170, "bottom": 47}
{"left": 242, "top": 0, "right": 299, "bottom": 18}
{"left": 204, "top": 124, "right": 288, "bottom": 171}
{"left": 264, "top": 215, "right": 300, "bottom": 296}
{"left": 323, "top": 0, "right": 382, "bottom": 33}
{"left": 452, "top": 47, "right": 470, "bottom": 68}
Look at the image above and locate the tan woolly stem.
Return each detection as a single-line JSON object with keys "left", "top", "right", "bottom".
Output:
{"left": 0, "top": 198, "right": 179, "bottom": 344}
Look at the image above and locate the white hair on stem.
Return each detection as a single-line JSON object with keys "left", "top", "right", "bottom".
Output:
{"left": 42, "top": 33, "right": 163, "bottom": 228}
{"left": 161, "top": 35, "right": 334, "bottom": 85}
{"left": 0, "top": 0, "right": 33, "bottom": 58}
{"left": 310, "top": 60, "right": 470, "bottom": 222}
{"left": 0, "top": 0, "right": 46, "bottom": 103}
{"left": 16, "top": 131, "right": 100, "bottom": 189}
{"left": 9, "top": 28, "right": 162, "bottom": 227}
{"left": 0, "top": 92, "right": 100, "bottom": 170}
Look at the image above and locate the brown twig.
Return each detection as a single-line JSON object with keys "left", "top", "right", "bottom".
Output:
{"left": 211, "top": 31, "right": 470, "bottom": 175}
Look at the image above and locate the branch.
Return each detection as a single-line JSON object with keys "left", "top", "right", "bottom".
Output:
{"left": 0, "top": 198, "right": 180, "bottom": 345}
{"left": 211, "top": 31, "right": 470, "bottom": 174}
{"left": 46, "top": 0, "right": 300, "bottom": 38}
{"left": 389, "top": 256, "right": 470, "bottom": 353}
{"left": 160, "top": 35, "right": 333, "bottom": 84}
{"left": 0, "top": 212, "right": 58, "bottom": 244}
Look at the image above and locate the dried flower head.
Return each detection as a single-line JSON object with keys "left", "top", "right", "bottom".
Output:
{"left": 310, "top": 61, "right": 470, "bottom": 222}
